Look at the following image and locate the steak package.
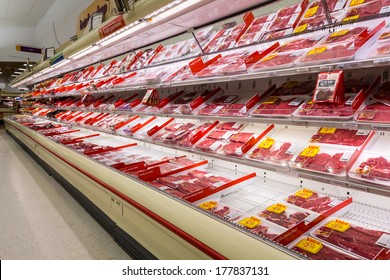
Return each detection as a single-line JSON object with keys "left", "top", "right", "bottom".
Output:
{"left": 275, "top": 35, "right": 324, "bottom": 53}
{"left": 284, "top": 189, "right": 338, "bottom": 214}
{"left": 342, "top": 0, "right": 390, "bottom": 22}
{"left": 291, "top": 236, "right": 359, "bottom": 260}
{"left": 312, "top": 218, "right": 390, "bottom": 259}
{"left": 309, "top": 127, "right": 371, "bottom": 147}
{"left": 271, "top": 80, "right": 316, "bottom": 96}
{"left": 197, "top": 200, "right": 244, "bottom": 221}
{"left": 248, "top": 52, "right": 303, "bottom": 71}
{"left": 250, "top": 95, "right": 307, "bottom": 118}
{"left": 237, "top": 215, "right": 286, "bottom": 240}
{"left": 236, "top": 14, "right": 275, "bottom": 47}
{"left": 196, "top": 94, "right": 240, "bottom": 115}
{"left": 291, "top": 144, "right": 356, "bottom": 176}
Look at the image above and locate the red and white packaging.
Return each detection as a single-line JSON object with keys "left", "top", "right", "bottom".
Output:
{"left": 312, "top": 71, "right": 345, "bottom": 104}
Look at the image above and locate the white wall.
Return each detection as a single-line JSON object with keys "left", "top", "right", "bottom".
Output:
{"left": 34, "top": 0, "right": 94, "bottom": 49}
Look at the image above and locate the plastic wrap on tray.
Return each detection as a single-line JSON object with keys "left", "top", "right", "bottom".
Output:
{"left": 342, "top": 0, "right": 387, "bottom": 22}
{"left": 311, "top": 218, "right": 390, "bottom": 259}
{"left": 321, "top": 26, "right": 368, "bottom": 44}
{"left": 294, "top": 99, "right": 355, "bottom": 120}
{"left": 194, "top": 126, "right": 244, "bottom": 154}
{"left": 275, "top": 36, "right": 323, "bottom": 53}
{"left": 196, "top": 95, "right": 240, "bottom": 115}
{"left": 237, "top": 215, "right": 286, "bottom": 240}
{"left": 291, "top": 144, "right": 356, "bottom": 176}
{"left": 296, "top": 42, "right": 356, "bottom": 66}
{"left": 272, "top": 80, "right": 316, "bottom": 96}
{"left": 309, "top": 128, "right": 370, "bottom": 146}
{"left": 284, "top": 189, "right": 336, "bottom": 214}
{"left": 250, "top": 95, "right": 307, "bottom": 118}
{"left": 259, "top": 202, "right": 312, "bottom": 229}
{"left": 248, "top": 52, "right": 302, "bottom": 72}
{"left": 197, "top": 200, "right": 243, "bottom": 221}
{"left": 291, "top": 236, "right": 359, "bottom": 260}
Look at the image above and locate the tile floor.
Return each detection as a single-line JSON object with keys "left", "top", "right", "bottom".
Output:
{"left": 0, "top": 126, "right": 130, "bottom": 260}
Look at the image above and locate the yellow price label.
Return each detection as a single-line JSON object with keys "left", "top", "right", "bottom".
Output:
{"left": 294, "top": 188, "right": 314, "bottom": 199}
{"left": 296, "top": 237, "right": 323, "bottom": 254}
{"left": 294, "top": 24, "right": 308, "bottom": 34}
{"left": 379, "top": 31, "right": 390, "bottom": 40}
{"left": 308, "top": 46, "right": 327, "bottom": 55}
{"left": 239, "top": 216, "right": 261, "bottom": 229}
{"left": 261, "top": 54, "right": 278, "bottom": 62}
{"left": 319, "top": 127, "right": 337, "bottom": 134}
{"left": 262, "top": 96, "right": 280, "bottom": 104}
{"left": 267, "top": 203, "right": 287, "bottom": 214}
{"left": 259, "top": 137, "right": 275, "bottom": 149}
{"left": 343, "top": 15, "right": 360, "bottom": 22}
{"left": 300, "top": 145, "right": 320, "bottom": 157}
{"left": 350, "top": 0, "right": 365, "bottom": 6}
{"left": 198, "top": 201, "right": 217, "bottom": 210}
{"left": 304, "top": 6, "right": 319, "bottom": 18}
{"left": 282, "top": 81, "right": 299, "bottom": 88}
{"left": 330, "top": 29, "right": 350, "bottom": 37}
{"left": 326, "top": 219, "right": 351, "bottom": 232}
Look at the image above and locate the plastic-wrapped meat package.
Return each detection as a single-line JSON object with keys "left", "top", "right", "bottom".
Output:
{"left": 249, "top": 52, "right": 301, "bottom": 71}
{"left": 322, "top": 27, "right": 368, "bottom": 44}
{"left": 259, "top": 203, "right": 310, "bottom": 229}
{"left": 354, "top": 156, "right": 390, "bottom": 181}
{"left": 292, "top": 237, "right": 359, "bottom": 260}
{"left": 272, "top": 80, "right": 316, "bottom": 96}
{"left": 295, "top": 15, "right": 335, "bottom": 33}
{"left": 251, "top": 96, "right": 306, "bottom": 117}
{"left": 197, "top": 200, "right": 243, "bottom": 221}
{"left": 195, "top": 130, "right": 236, "bottom": 153}
{"left": 342, "top": 0, "right": 384, "bottom": 21}
{"left": 263, "top": 29, "right": 293, "bottom": 41}
{"left": 312, "top": 219, "right": 390, "bottom": 259}
{"left": 285, "top": 189, "right": 334, "bottom": 214}
{"left": 276, "top": 3, "right": 303, "bottom": 17}
{"left": 297, "top": 43, "right": 355, "bottom": 65}
{"left": 268, "top": 14, "right": 299, "bottom": 32}
{"left": 355, "top": 101, "right": 390, "bottom": 122}
{"left": 176, "top": 122, "right": 214, "bottom": 147}
{"left": 197, "top": 95, "right": 239, "bottom": 116}
{"left": 372, "top": 81, "right": 390, "bottom": 105}
{"left": 238, "top": 216, "right": 285, "bottom": 240}
{"left": 276, "top": 37, "right": 323, "bottom": 53}
{"left": 296, "top": 102, "right": 355, "bottom": 119}
{"left": 218, "top": 104, "right": 248, "bottom": 117}
{"left": 309, "top": 128, "right": 369, "bottom": 146}
{"left": 215, "top": 122, "right": 245, "bottom": 131}
{"left": 248, "top": 141, "right": 294, "bottom": 164}
{"left": 153, "top": 122, "right": 196, "bottom": 143}
{"left": 215, "top": 132, "right": 256, "bottom": 157}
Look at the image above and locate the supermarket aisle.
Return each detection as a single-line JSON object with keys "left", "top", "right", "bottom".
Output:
{"left": 0, "top": 127, "right": 130, "bottom": 260}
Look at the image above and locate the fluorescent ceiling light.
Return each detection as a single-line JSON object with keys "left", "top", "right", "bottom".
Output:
{"left": 18, "top": 68, "right": 26, "bottom": 71}
{"left": 14, "top": 71, "right": 23, "bottom": 74}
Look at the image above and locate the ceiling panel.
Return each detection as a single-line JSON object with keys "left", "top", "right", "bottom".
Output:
{"left": 9, "top": 1, "right": 33, "bottom": 14}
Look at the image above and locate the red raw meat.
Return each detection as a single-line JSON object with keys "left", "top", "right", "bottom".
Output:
{"left": 357, "top": 156, "right": 390, "bottom": 180}
{"left": 229, "top": 132, "right": 254, "bottom": 143}
{"left": 323, "top": 27, "right": 367, "bottom": 44}
{"left": 301, "top": 43, "right": 355, "bottom": 63}
{"left": 188, "top": 170, "right": 208, "bottom": 178}
{"left": 211, "top": 206, "right": 230, "bottom": 217}
{"left": 249, "top": 147, "right": 272, "bottom": 161}
{"left": 357, "top": 102, "right": 390, "bottom": 122}
{"left": 252, "top": 98, "right": 298, "bottom": 116}
{"left": 314, "top": 224, "right": 390, "bottom": 259}
{"left": 269, "top": 16, "right": 295, "bottom": 31}
{"left": 276, "top": 38, "right": 320, "bottom": 53}
{"left": 250, "top": 225, "right": 279, "bottom": 240}
{"left": 270, "top": 142, "right": 293, "bottom": 161}
{"left": 207, "top": 130, "right": 233, "bottom": 140}
{"left": 215, "top": 122, "right": 244, "bottom": 131}
{"left": 173, "top": 157, "right": 195, "bottom": 166}
{"left": 220, "top": 142, "right": 244, "bottom": 156}
{"left": 344, "top": 1, "right": 383, "bottom": 19}
{"left": 165, "top": 122, "right": 195, "bottom": 132}
{"left": 165, "top": 188, "right": 187, "bottom": 198}
{"left": 197, "top": 104, "right": 225, "bottom": 115}
{"left": 218, "top": 104, "right": 247, "bottom": 117}
{"left": 377, "top": 43, "right": 390, "bottom": 55}
{"left": 298, "top": 102, "right": 354, "bottom": 118}
{"left": 296, "top": 15, "right": 329, "bottom": 31}
{"left": 252, "top": 53, "right": 298, "bottom": 70}
{"left": 260, "top": 209, "right": 309, "bottom": 229}
{"left": 310, "top": 129, "right": 368, "bottom": 146}
{"left": 277, "top": 3, "right": 301, "bottom": 17}
{"left": 196, "top": 139, "right": 222, "bottom": 152}
{"left": 293, "top": 243, "right": 358, "bottom": 260}
{"left": 177, "top": 182, "right": 204, "bottom": 193}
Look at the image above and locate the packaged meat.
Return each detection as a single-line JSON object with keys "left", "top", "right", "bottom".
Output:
{"left": 262, "top": 29, "right": 293, "bottom": 41}
{"left": 355, "top": 101, "right": 390, "bottom": 123}
{"left": 197, "top": 200, "right": 243, "bottom": 221}
{"left": 311, "top": 218, "right": 390, "bottom": 259}
{"left": 259, "top": 202, "right": 312, "bottom": 229}
{"left": 309, "top": 127, "right": 370, "bottom": 147}
{"left": 342, "top": 0, "right": 385, "bottom": 22}
{"left": 276, "top": 2, "right": 303, "bottom": 18}
{"left": 275, "top": 36, "right": 323, "bottom": 53}
{"left": 297, "top": 42, "right": 356, "bottom": 66}
{"left": 176, "top": 122, "right": 215, "bottom": 148}
{"left": 248, "top": 52, "right": 302, "bottom": 71}
{"left": 284, "top": 189, "right": 335, "bottom": 214}
{"left": 215, "top": 122, "right": 245, "bottom": 131}
{"left": 268, "top": 14, "right": 301, "bottom": 32}
{"left": 272, "top": 80, "right": 316, "bottom": 96}
{"left": 291, "top": 236, "right": 359, "bottom": 260}
{"left": 250, "top": 95, "right": 307, "bottom": 118}
{"left": 322, "top": 26, "right": 368, "bottom": 45}
{"left": 291, "top": 144, "right": 356, "bottom": 176}
{"left": 237, "top": 215, "right": 286, "bottom": 240}
{"left": 196, "top": 95, "right": 239, "bottom": 116}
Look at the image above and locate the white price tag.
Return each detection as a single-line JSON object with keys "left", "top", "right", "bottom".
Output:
{"left": 254, "top": 31, "right": 264, "bottom": 42}
{"left": 288, "top": 14, "right": 299, "bottom": 25}
{"left": 380, "top": 6, "right": 390, "bottom": 14}
{"left": 328, "top": 199, "right": 342, "bottom": 207}
{"left": 225, "top": 95, "right": 238, "bottom": 103}
{"left": 285, "top": 144, "right": 301, "bottom": 155}
{"left": 376, "top": 234, "right": 390, "bottom": 249}
{"left": 211, "top": 105, "right": 224, "bottom": 114}
{"left": 304, "top": 213, "right": 317, "bottom": 223}
{"left": 345, "top": 94, "right": 357, "bottom": 105}
{"left": 340, "top": 151, "right": 354, "bottom": 162}
{"left": 288, "top": 97, "right": 305, "bottom": 106}
{"left": 213, "top": 182, "right": 225, "bottom": 188}
{"left": 174, "top": 130, "right": 185, "bottom": 136}
{"left": 210, "top": 141, "right": 222, "bottom": 151}
{"left": 232, "top": 122, "right": 242, "bottom": 129}
{"left": 356, "top": 130, "right": 369, "bottom": 136}
{"left": 235, "top": 147, "right": 243, "bottom": 156}
{"left": 334, "top": 0, "right": 346, "bottom": 11}
{"left": 174, "top": 180, "right": 185, "bottom": 185}
{"left": 238, "top": 106, "right": 247, "bottom": 114}
{"left": 222, "top": 131, "right": 235, "bottom": 140}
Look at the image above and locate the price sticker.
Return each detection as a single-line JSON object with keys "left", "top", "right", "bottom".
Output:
{"left": 376, "top": 234, "right": 390, "bottom": 249}
{"left": 326, "top": 219, "right": 351, "bottom": 232}
{"left": 379, "top": 31, "right": 390, "bottom": 41}
{"left": 330, "top": 29, "right": 350, "bottom": 37}
{"left": 262, "top": 96, "right": 280, "bottom": 104}
{"left": 267, "top": 203, "right": 287, "bottom": 214}
{"left": 261, "top": 54, "right": 279, "bottom": 62}
{"left": 343, "top": 15, "right": 360, "bottom": 22}
{"left": 296, "top": 237, "right": 323, "bottom": 254}
{"left": 300, "top": 145, "right": 320, "bottom": 157}
{"left": 239, "top": 216, "right": 261, "bottom": 229}
{"left": 356, "top": 130, "right": 369, "bottom": 136}
{"left": 294, "top": 188, "right": 314, "bottom": 199}
{"left": 350, "top": 0, "right": 365, "bottom": 6}
{"left": 294, "top": 24, "right": 308, "bottom": 34}
{"left": 198, "top": 201, "right": 218, "bottom": 210}
{"left": 282, "top": 81, "right": 299, "bottom": 88}
{"left": 304, "top": 6, "right": 319, "bottom": 18}
{"left": 308, "top": 46, "right": 327, "bottom": 55}
{"left": 259, "top": 137, "right": 275, "bottom": 149}
{"left": 319, "top": 127, "right": 337, "bottom": 134}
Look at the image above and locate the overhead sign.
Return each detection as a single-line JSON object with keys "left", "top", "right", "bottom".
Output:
{"left": 78, "top": 0, "right": 115, "bottom": 34}
{"left": 16, "top": 45, "right": 42, "bottom": 54}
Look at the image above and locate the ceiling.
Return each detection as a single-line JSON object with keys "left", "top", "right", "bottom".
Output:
{"left": 0, "top": 61, "right": 33, "bottom": 82}
{"left": 0, "top": 0, "right": 56, "bottom": 28}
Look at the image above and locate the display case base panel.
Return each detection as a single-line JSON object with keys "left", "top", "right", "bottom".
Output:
{"left": 7, "top": 129, "right": 157, "bottom": 260}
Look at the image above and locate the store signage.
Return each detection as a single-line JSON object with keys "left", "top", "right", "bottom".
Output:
{"left": 78, "top": 0, "right": 110, "bottom": 33}
{"left": 49, "top": 52, "right": 64, "bottom": 66}
{"left": 98, "top": 14, "right": 126, "bottom": 39}
{"left": 15, "top": 45, "right": 42, "bottom": 54}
